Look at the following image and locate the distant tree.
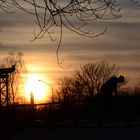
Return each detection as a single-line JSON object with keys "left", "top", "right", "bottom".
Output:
{"left": 55, "top": 61, "right": 119, "bottom": 102}
{"left": 55, "top": 76, "right": 75, "bottom": 103}
{"left": 0, "top": 51, "right": 27, "bottom": 104}
{"left": 74, "top": 61, "right": 119, "bottom": 97}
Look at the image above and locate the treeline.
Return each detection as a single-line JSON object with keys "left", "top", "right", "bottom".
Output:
{"left": 52, "top": 61, "right": 133, "bottom": 103}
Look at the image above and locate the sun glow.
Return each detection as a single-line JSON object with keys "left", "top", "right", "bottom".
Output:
{"left": 25, "top": 74, "right": 50, "bottom": 103}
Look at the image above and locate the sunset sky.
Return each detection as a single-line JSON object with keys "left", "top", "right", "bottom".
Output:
{"left": 0, "top": 0, "right": 140, "bottom": 102}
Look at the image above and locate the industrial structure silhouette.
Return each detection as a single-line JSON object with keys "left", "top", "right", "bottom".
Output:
{"left": 0, "top": 65, "right": 15, "bottom": 107}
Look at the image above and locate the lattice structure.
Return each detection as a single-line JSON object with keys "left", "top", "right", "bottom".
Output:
{"left": 0, "top": 65, "right": 15, "bottom": 107}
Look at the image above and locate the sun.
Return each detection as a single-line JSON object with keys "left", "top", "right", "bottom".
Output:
{"left": 25, "top": 75, "right": 49, "bottom": 103}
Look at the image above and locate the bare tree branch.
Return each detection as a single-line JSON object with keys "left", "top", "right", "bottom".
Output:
{"left": 0, "top": 0, "right": 137, "bottom": 65}
{"left": 0, "top": 1, "right": 121, "bottom": 62}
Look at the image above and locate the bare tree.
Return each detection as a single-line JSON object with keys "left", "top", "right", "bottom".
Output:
{"left": 55, "top": 61, "right": 119, "bottom": 102}
{"left": 56, "top": 76, "right": 75, "bottom": 103}
{"left": 0, "top": 51, "right": 27, "bottom": 104}
{"left": 74, "top": 61, "right": 119, "bottom": 97}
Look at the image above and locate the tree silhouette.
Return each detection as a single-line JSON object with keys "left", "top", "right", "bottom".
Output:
{"left": 0, "top": 51, "right": 27, "bottom": 104}
{"left": 0, "top": 0, "right": 123, "bottom": 65}
{"left": 0, "top": 0, "right": 138, "bottom": 64}
{"left": 0, "top": 0, "right": 137, "bottom": 40}
{"left": 55, "top": 61, "right": 119, "bottom": 103}
{"left": 0, "top": 0, "right": 121, "bottom": 39}
{"left": 74, "top": 61, "right": 119, "bottom": 96}
{"left": 56, "top": 77, "right": 75, "bottom": 103}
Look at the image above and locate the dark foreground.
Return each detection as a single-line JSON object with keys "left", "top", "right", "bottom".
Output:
{"left": 1, "top": 121, "right": 140, "bottom": 140}
{"left": 12, "top": 126, "right": 140, "bottom": 140}
{"left": 1, "top": 95, "right": 140, "bottom": 140}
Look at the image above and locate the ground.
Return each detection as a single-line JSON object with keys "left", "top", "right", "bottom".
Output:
{"left": 12, "top": 126, "right": 140, "bottom": 140}
{"left": 1, "top": 119, "right": 140, "bottom": 140}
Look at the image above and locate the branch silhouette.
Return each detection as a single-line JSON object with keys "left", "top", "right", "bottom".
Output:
{"left": 0, "top": 0, "right": 137, "bottom": 66}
